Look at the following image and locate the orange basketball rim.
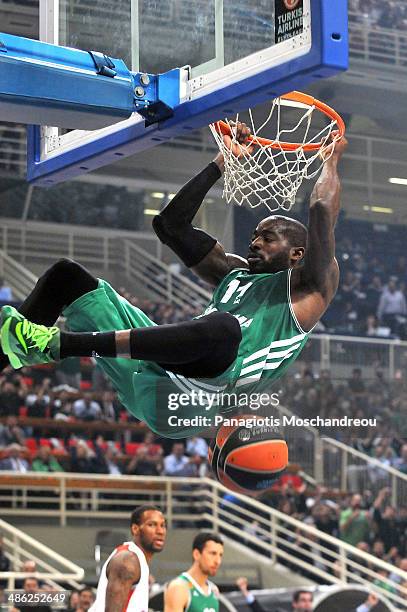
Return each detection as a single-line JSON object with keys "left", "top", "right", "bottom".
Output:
{"left": 214, "top": 91, "right": 346, "bottom": 152}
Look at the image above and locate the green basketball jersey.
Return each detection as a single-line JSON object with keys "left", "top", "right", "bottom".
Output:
{"left": 198, "top": 266, "right": 311, "bottom": 391}
{"left": 178, "top": 572, "right": 219, "bottom": 612}
{"left": 63, "top": 271, "right": 310, "bottom": 437}
{"left": 131, "top": 267, "right": 311, "bottom": 437}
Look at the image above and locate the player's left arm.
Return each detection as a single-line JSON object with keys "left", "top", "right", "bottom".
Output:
{"left": 105, "top": 551, "right": 140, "bottom": 612}
{"left": 152, "top": 123, "right": 252, "bottom": 287}
{"left": 291, "top": 136, "right": 348, "bottom": 331}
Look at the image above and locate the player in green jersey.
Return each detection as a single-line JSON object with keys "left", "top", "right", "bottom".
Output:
{"left": 0, "top": 125, "right": 347, "bottom": 437}
{"left": 164, "top": 532, "right": 223, "bottom": 612}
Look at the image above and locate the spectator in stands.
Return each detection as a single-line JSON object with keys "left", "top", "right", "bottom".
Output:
{"left": 72, "top": 391, "right": 101, "bottom": 421}
{"left": 74, "top": 586, "right": 95, "bottom": 612}
{"left": 98, "top": 390, "right": 119, "bottom": 422}
{"left": 339, "top": 494, "right": 371, "bottom": 546}
{"left": 186, "top": 436, "right": 208, "bottom": 459}
{"left": 364, "top": 314, "right": 390, "bottom": 338}
{"left": 10, "top": 577, "right": 52, "bottom": 612}
{"left": 65, "top": 590, "right": 80, "bottom": 612}
{"left": 312, "top": 502, "right": 339, "bottom": 540}
{"left": 389, "top": 557, "right": 407, "bottom": 586}
{"left": 69, "top": 440, "right": 104, "bottom": 473}
{"left": 0, "top": 415, "right": 25, "bottom": 447}
{"left": 126, "top": 432, "right": 163, "bottom": 476}
{"left": 15, "top": 560, "right": 46, "bottom": 590}
{"left": 348, "top": 368, "right": 366, "bottom": 396}
{"left": 25, "top": 378, "right": 51, "bottom": 418}
{"left": 373, "top": 568, "right": 397, "bottom": 595}
{"left": 163, "top": 442, "right": 200, "bottom": 477}
{"left": 0, "top": 278, "right": 12, "bottom": 302}
{"left": 53, "top": 392, "right": 74, "bottom": 420}
{"left": 236, "top": 577, "right": 314, "bottom": 611}
{"left": 367, "top": 445, "right": 392, "bottom": 485}
{"left": 0, "top": 443, "right": 29, "bottom": 472}
{"left": 0, "top": 380, "right": 25, "bottom": 417}
{"left": 96, "top": 440, "right": 122, "bottom": 476}
{"left": 31, "top": 446, "right": 64, "bottom": 473}
{"left": 373, "top": 488, "right": 403, "bottom": 553}
{"left": 366, "top": 276, "right": 384, "bottom": 314}
{"left": 377, "top": 279, "right": 407, "bottom": 336}
{"left": 392, "top": 443, "right": 407, "bottom": 473}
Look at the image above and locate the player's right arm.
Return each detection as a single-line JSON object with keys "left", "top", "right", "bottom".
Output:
{"left": 152, "top": 124, "right": 252, "bottom": 287}
{"left": 105, "top": 551, "right": 140, "bottom": 612}
{"left": 164, "top": 579, "right": 189, "bottom": 612}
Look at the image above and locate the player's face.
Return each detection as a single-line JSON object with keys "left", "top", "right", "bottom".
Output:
{"left": 194, "top": 541, "right": 224, "bottom": 577}
{"left": 293, "top": 592, "right": 313, "bottom": 611}
{"left": 134, "top": 510, "right": 167, "bottom": 554}
{"left": 247, "top": 219, "right": 292, "bottom": 274}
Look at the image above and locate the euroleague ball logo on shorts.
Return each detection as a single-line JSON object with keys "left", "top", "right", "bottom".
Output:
{"left": 284, "top": 0, "right": 300, "bottom": 9}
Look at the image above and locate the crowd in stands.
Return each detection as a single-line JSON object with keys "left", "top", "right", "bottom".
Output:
{"left": 0, "top": 357, "right": 406, "bottom": 601}
{"left": 319, "top": 221, "right": 407, "bottom": 338}
{"left": 249, "top": 478, "right": 407, "bottom": 596}
{"left": 349, "top": 0, "right": 407, "bottom": 31}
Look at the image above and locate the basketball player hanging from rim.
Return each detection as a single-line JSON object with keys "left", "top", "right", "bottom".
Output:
{"left": 0, "top": 120, "right": 347, "bottom": 440}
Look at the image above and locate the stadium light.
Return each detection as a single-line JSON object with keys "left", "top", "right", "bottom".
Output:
{"left": 389, "top": 177, "right": 407, "bottom": 186}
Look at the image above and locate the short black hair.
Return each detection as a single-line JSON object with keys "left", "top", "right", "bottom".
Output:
{"left": 130, "top": 505, "right": 162, "bottom": 526}
{"left": 269, "top": 215, "right": 308, "bottom": 249}
{"left": 192, "top": 532, "right": 223, "bottom": 553}
{"left": 292, "top": 590, "right": 312, "bottom": 603}
{"left": 79, "top": 586, "right": 94, "bottom": 597}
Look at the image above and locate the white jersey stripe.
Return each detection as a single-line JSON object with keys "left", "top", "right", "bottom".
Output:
{"left": 187, "top": 377, "right": 227, "bottom": 392}
{"left": 265, "top": 353, "right": 294, "bottom": 369}
{"left": 240, "top": 345, "right": 300, "bottom": 376}
{"left": 238, "top": 351, "right": 297, "bottom": 383}
{"left": 240, "top": 360, "right": 268, "bottom": 376}
{"left": 242, "top": 346, "right": 270, "bottom": 364}
{"left": 243, "top": 334, "right": 305, "bottom": 364}
{"left": 235, "top": 373, "right": 263, "bottom": 388}
{"left": 266, "top": 344, "right": 301, "bottom": 360}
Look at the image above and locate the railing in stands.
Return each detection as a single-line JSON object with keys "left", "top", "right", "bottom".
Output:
{"left": 0, "top": 518, "right": 84, "bottom": 591}
{"left": 295, "top": 333, "right": 407, "bottom": 382}
{"left": 349, "top": 10, "right": 407, "bottom": 68}
{"left": 0, "top": 124, "right": 26, "bottom": 177}
{"left": 0, "top": 249, "right": 37, "bottom": 300}
{"left": 122, "top": 240, "right": 211, "bottom": 309}
{"left": 273, "top": 404, "right": 407, "bottom": 508}
{"left": 321, "top": 438, "right": 407, "bottom": 509}
{"left": 0, "top": 474, "right": 405, "bottom": 609}
{"left": 0, "top": 218, "right": 211, "bottom": 309}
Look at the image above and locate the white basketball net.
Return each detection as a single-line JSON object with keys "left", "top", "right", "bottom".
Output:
{"left": 210, "top": 96, "right": 341, "bottom": 213}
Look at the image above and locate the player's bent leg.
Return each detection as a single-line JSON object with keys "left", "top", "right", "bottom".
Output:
{"left": 156, "top": 312, "right": 242, "bottom": 377}
{"left": 0, "top": 308, "right": 242, "bottom": 378}
{"left": 0, "top": 259, "right": 98, "bottom": 370}
{"left": 19, "top": 258, "right": 98, "bottom": 324}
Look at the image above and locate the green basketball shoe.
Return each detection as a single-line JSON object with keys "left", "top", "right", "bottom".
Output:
{"left": 0, "top": 305, "right": 60, "bottom": 369}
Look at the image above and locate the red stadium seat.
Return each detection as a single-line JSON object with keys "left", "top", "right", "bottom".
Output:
{"left": 125, "top": 443, "right": 141, "bottom": 455}
{"left": 39, "top": 438, "right": 52, "bottom": 447}
{"left": 79, "top": 381, "right": 92, "bottom": 390}
{"left": 25, "top": 438, "right": 37, "bottom": 453}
